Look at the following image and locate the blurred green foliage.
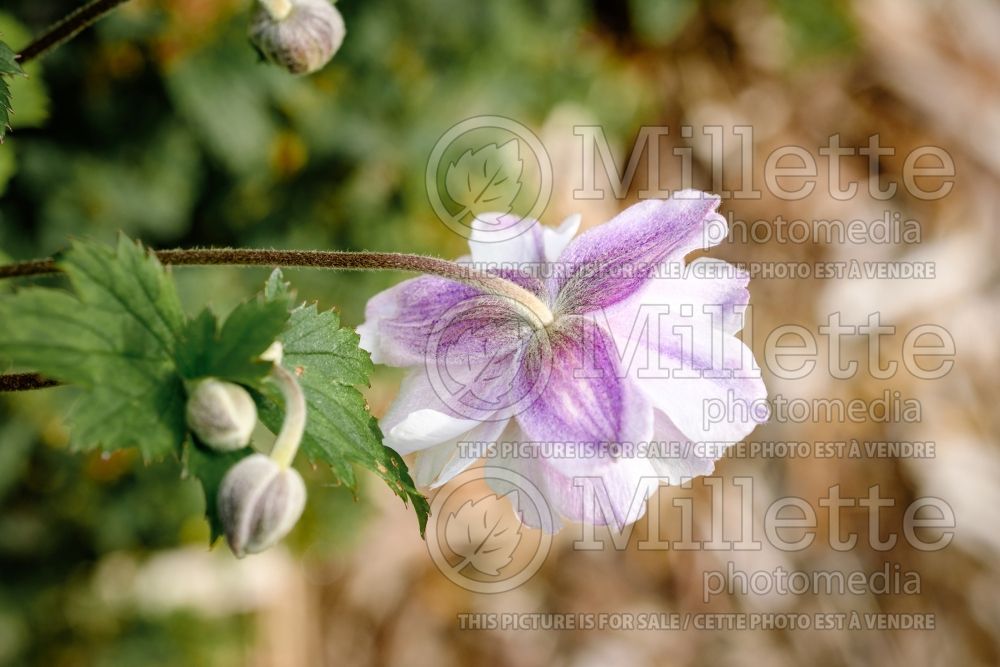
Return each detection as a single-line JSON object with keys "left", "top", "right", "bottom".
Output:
{"left": 770, "top": 0, "right": 856, "bottom": 58}
{"left": 0, "top": 0, "right": 857, "bottom": 664}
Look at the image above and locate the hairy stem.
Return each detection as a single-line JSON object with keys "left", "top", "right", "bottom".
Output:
{"left": 17, "top": 0, "right": 132, "bottom": 64}
{"left": 0, "top": 248, "right": 553, "bottom": 323}
{"left": 0, "top": 247, "right": 555, "bottom": 392}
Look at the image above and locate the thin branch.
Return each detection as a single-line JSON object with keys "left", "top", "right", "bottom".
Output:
{"left": 0, "top": 248, "right": 552, "bottom": 319}
{"left": 2, "top": 249, "right": 486, "bottom": 278}
{"left": 0, "top": 373, "right": 61, "bottom": 391}
{"left": 17, "top": 0, "right": 132, "bottom": 64}
{"left": 1, "top": 249, "right": 478, "bottom": 279}
{"left": 0, "top": 258, "right": 55, "bottom": 279}
{"left": 0, "top": 246, "right": 556, "bottom": 392}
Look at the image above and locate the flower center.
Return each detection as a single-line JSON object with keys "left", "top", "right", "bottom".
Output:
{"left": 478, "top": 275, "right": 555, "bottom": 328}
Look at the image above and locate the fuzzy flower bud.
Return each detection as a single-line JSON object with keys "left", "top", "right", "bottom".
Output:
{"left": 249, "top": 0, "right": 346, "bottom": 75}
{"left": 186, "top": 379, "right": 257, "bottom": 451}
{"left": 218, "top": 453, "right": 307, "bottom": 557}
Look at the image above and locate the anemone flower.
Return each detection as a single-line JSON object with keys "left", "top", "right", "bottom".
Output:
{"left": 359, "top": 191, "right": 768, "bottom": 531}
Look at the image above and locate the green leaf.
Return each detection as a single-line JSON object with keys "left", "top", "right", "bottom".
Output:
{"left": 377, "top": 425, "right": 430, "bottom": 536}
{"left": 258, "top": 274, "right": 429, "bottom": 534}
{"left": 0, "top": 39, "right": 25, "bottom": 140}
{"left": 0, "top": 41, "right": 22, "bottom": 81}
{"left": 0, "top": 12, "right": 50, "bottom": 130}
{"left": 175, "top": 295, "right": 291, "bottom": 385}
{"left": 69, "top": 373, "right": 188, "bottom": 459}
{"left": 0, "top": 238, "right": 300, "bottom": 537}
{"left": 59, "top": 235, "right": 186, "bottom": 357}
{"left": 0, "top": 237, "right": 291, "bottom": 464}
{"left": 0, "top": 237, "right": 187, "bottom": 459}
{"left": 0, "top": 239, "right": 426, "bottom": 540}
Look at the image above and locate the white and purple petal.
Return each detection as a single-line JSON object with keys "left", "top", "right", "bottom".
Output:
{"left": 485, "top": 420, "right": 658, "bottom": 532}
{"left": 466, "top": 213, "right": 580, "bottom": 299}
{"left": 357, "top": 275, "right": 483, "bottom": 367}
{"left": 629, "top": 329, "right": 767, "bottom": 444}
{"left": 551, "top": 192, "right": 723, "bottom": 315}
{"left": 513, "top": 316, "right": 653, "bottom": 451}
{"left": 592, "top": 255, "right": 765, "bottom": 444}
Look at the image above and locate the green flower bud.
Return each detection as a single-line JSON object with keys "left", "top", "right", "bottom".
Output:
{"left": 218, "top": 453, "right": 307, "bottom": 557}
{"left": 249, "top": 0, "right": 346, "bottom": 75}
{"left": 186, "top": 379, "right": 257, "bottom": 451}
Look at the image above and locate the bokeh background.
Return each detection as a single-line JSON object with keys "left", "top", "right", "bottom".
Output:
{"left": 1, "top": 0, "right": 998, "bottom": 665}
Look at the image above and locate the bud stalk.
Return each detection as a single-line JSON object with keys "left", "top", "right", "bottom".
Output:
{"left": 258, "top": 0, "right": 292, "bottom": 21}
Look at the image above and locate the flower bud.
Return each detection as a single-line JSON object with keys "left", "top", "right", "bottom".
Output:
{"left": 186, "top": 379, "right": 258, "bottom": 451}
{"left": 249, "top": 0, "right": 346, "bottom": 75}
{"left": 218, "top": 453, "right": 307, "bottom": 557}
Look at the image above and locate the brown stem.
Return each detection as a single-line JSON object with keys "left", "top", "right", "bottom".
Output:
{"left": 1, "top": 248, "right": 487, "bottom": 279}
{"left": 0, "top": 373, "right": 60, "bottom": 391}
{"left": 0, "top": 248, "right": 543, "bottom": 306}
{"left": 0, "top": 247, "right": 555, "bottom": 392}
{"left": 2, "top": 248, "right": 553, "bottom": 319}
{"left": 17, "top": 0, "right": 132, "bottom": 64}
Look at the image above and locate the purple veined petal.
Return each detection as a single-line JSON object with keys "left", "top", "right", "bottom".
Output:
{"left": 357, "top": 275, "right": 484, "bottom": 367}
{"left": 514, "top": 316, "right": 654, "bottom": 449}
{"left": 494, "top": 268, "right": 548, "bottom": 300}
{"left": 550, "top": 191, "right": 723, "bottom": 316}
{"left": 484, "top": 421, "right": 657, "bottom": 532}
{"left": 628, "top": 329, "right": 769, "bottom": 444}
{"left": 376, "top": 289, "right": 545, "bottom": 431}
{"left": 424, "top": 294, "right": 550, "bottom": 421}
{"left": 584, "top": 255, "right": 767, "bottom": 444}
{"left": 451, "top": 259, "right": 548, "bottom": 300}
{"left": 601, "top": 257, "right": 750, "bottom": 338}
{"left": 411, "top": 417, "right": 510, "bottom": 488}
